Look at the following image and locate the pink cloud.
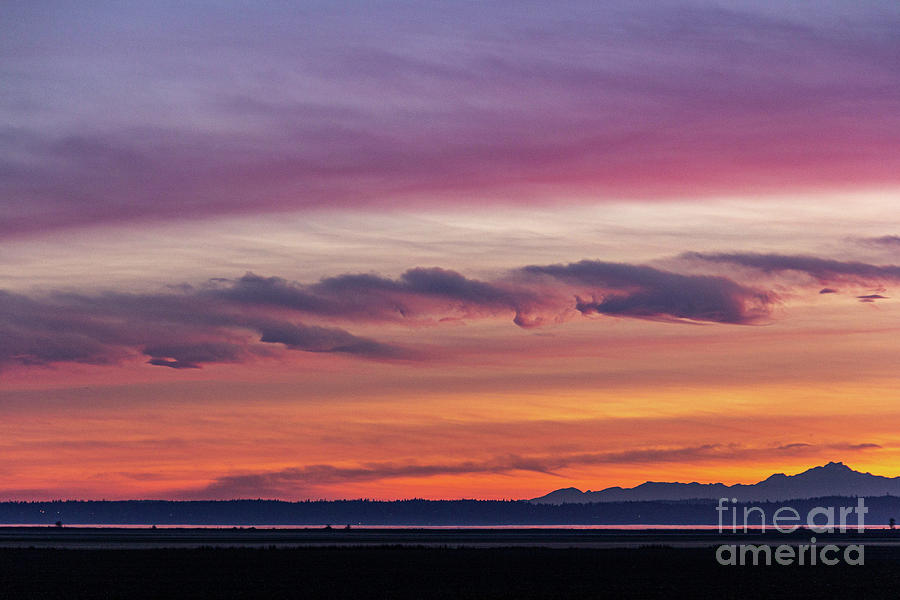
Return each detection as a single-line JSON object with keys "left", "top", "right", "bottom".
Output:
{"left": 2, "top": 3, "right": 899, "bottom": 236}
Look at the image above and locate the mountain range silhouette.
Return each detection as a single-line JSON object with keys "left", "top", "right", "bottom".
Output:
{"left": 530, "top": 462, "right": 898, "bottom": 503}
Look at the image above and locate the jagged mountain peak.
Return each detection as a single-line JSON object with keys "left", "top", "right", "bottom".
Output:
{"left": 529, "top": 463, "right": 898, "bottom": 504}
{"left": 812, "top": 461, "right": 852, "bottom": 472}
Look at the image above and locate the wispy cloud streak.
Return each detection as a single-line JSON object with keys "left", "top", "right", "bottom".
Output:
{"left": 682, "top": 252, "right": 900, "bottom": 287}
{"left": 3, "top": 2, "right": 899, "bottom": 235}
{"left": 187, "top": 442, "right": 881, "bottom": 498}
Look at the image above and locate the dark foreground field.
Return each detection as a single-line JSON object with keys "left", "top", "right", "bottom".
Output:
{"left": 2, "top": 545, "right": 900, "bottom": 599}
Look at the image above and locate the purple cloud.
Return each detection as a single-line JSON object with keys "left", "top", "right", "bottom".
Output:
{"left": 522, "top": 260, "right": 772, "bottom": 324}
{"left": 0, "top": 256, "right": 778, "bottom": 370}
{"left": 211, "top": 269, "right": 537, "bottom": 324}
{"left": 143, "top": 342, "right": 244, "bottom": 369}
{"left": 11, "top": 247, "right": 898, "bottom": 372}
{"left": 682, "top": 252, "right": 900, "bottom": 286}
{"left": 0, "top": 288, "right": 407, "bottom": 370}
{"left": 3, "top": 2, "right": 899, "bottom": 236}
{"left": 858, "top": 236, "right": 900, "bottom": 248}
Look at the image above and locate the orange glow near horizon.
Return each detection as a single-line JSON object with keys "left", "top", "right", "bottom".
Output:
{"left": 3, "top": 7, "right": 900, "bottom": 503}
{"left": 4, "top": 322, "right": 900, "bottom": 501}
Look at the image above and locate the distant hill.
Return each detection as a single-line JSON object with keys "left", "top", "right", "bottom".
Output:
{"left": 530, "top": 462, "right": 900, "bottom": 504}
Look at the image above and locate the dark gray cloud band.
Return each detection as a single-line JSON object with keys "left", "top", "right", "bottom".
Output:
{"left": 523, "top": 260, "right": 772, "bottom": 324}
{"left": 9, "top": 250, "right": 894, "bottom": 371}
{"left": 0, "top": 288, "right": 405, "bottom": 370}
{"left": 0, "top": 258, "right": 771, "bottom": 370}
{"left": 186, "top": 441, "right": 880, "bottom": 499}
{"left": 682, "top": 252, "right": 900, "bottom": 283}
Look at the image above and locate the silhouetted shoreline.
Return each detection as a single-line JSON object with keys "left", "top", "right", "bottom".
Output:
{"left": 4, "top": 496, "right": 900, "bottom": 526}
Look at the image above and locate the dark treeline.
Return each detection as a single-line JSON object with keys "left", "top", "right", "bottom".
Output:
{"left": 1, "top": 496, "right": 899, "bottom": 525}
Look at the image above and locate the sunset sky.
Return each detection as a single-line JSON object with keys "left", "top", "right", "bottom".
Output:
{"left": 3, "top": 1, "right": 900, "bottom": 501}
